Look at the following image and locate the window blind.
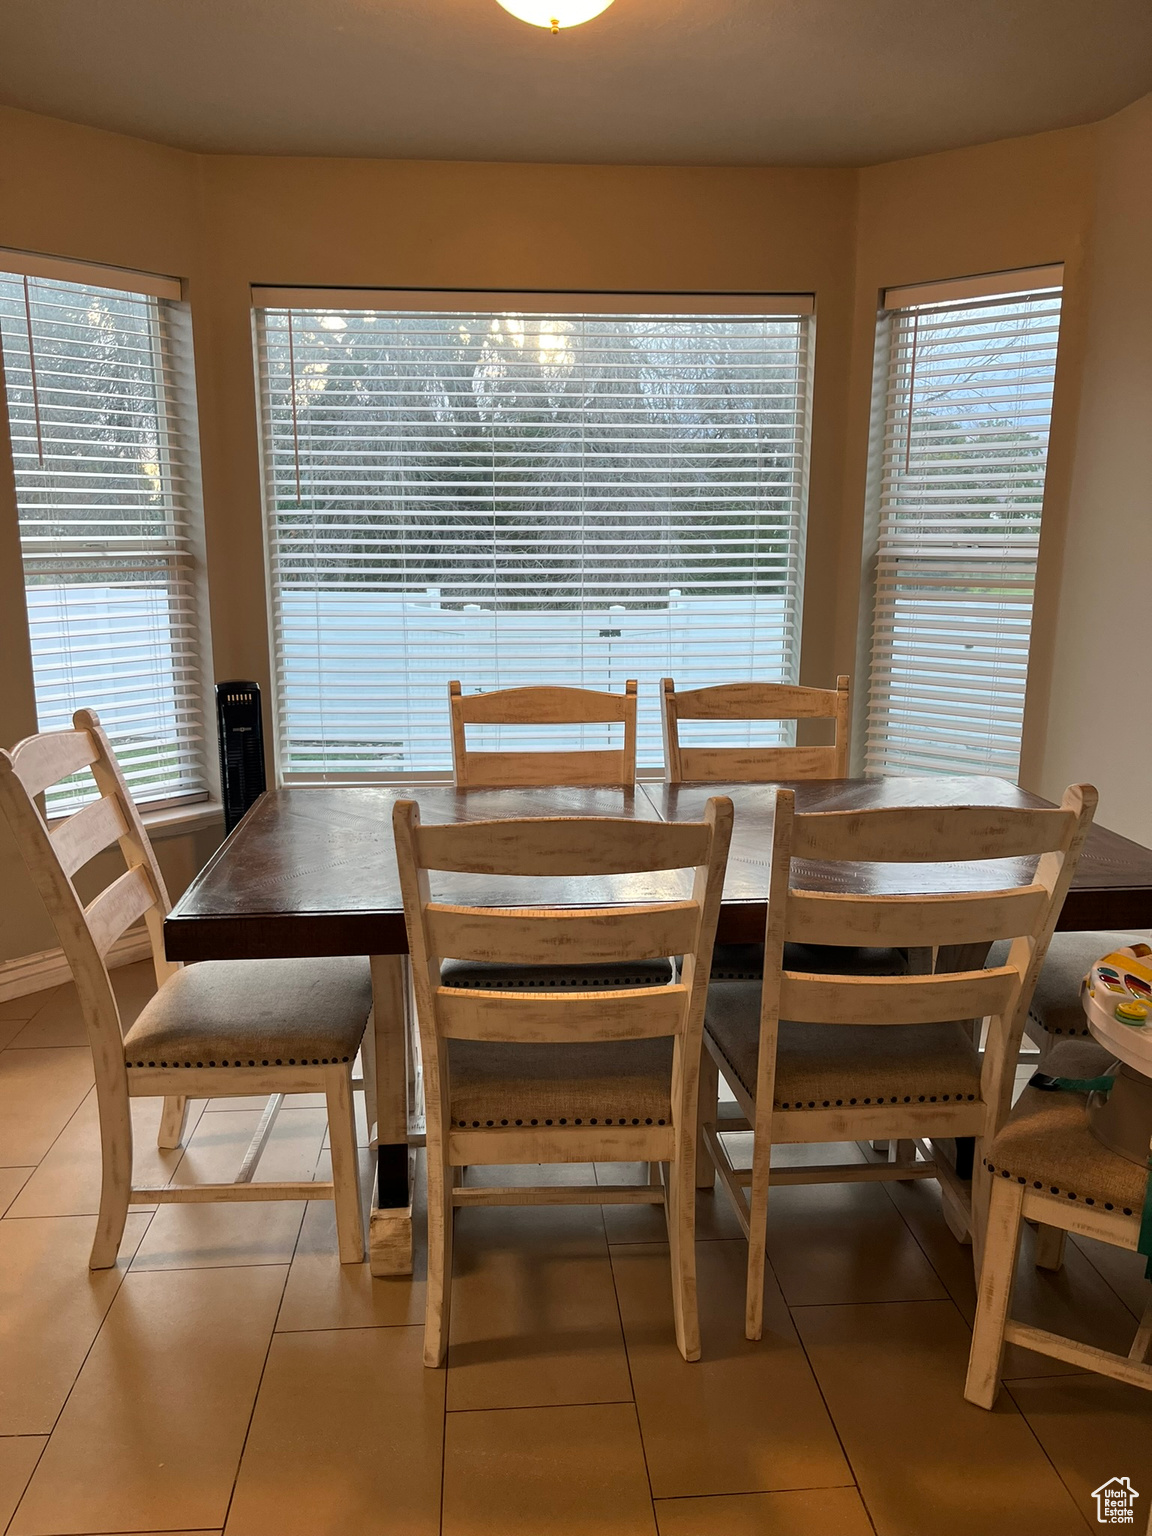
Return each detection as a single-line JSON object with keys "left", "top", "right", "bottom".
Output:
{"left": 862, "top": 277, "right": 1063, "bottom": 779}
{"left": 0, "top": 270, "right": 207, "bottom": 812}
{"left": 254, "top": 303, "right": 814, "bottom": 778}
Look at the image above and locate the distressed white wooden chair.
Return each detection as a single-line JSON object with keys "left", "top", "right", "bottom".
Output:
{"left": 449, "top": 678, "right": 638, "bottom": 789}
{"left": 701, "top": 784, "right": 1096, "bottom": 1339}
{"left": 394, "top": 795, "right": 733, "bottom": 1366}
{"left": 0, "top": 709, "right": 370, "bottom": 1268}
{"left": 965, "top": 1037, "right": 1152, "bottom": 1408}
{"left": 660, "top": 675, "right": 850, "bottom": 786}
{"left": 446, "top": 676, "right": 671, "bottom": 993}
{"left": 660, "top": 674, "right": 903, "bottom": 1005}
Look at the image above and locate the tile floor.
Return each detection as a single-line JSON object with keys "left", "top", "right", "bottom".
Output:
{"left": 0, "top": 962, "right": 1150, "bottom": 1535}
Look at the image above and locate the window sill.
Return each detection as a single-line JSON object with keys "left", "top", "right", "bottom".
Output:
{"left": 142, "top": 800, "right": 226, "bottom": 840}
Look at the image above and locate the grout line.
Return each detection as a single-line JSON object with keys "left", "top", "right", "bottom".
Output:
{"left": 444, "top": 1397, "right": 636, "bottom": 1415}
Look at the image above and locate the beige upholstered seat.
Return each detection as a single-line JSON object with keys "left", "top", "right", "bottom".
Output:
{"left": 982, "top": 1040, "right": 1147, "bottom": 1218}
{"left": 441, "top": 957, "right": 674, "bottom": 990}
{"left": 705, "top": 978, "right": 981, "bottom": 1110}
{"left": 708, "top": 941, "right": 906, "bottom": 982}
{"left": 123, "top": 958, "right": 372, "bottom": 1070}
{"left": 448, "top": 1036, "right": 673, "bottom": 1129}
{"left": 988, "top": 930, "right": 1148, "bottom": 1040}
{"left": 965, "top": 1035, "right": 1151, "bottom": 1410}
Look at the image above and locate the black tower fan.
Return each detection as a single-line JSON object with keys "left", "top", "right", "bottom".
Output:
{"left": 216, "top": 680, "right": 267, "bottom": 834}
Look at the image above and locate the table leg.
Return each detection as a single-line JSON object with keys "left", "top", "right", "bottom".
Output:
{"left": 368, "top": 954, "right": 414, "bottom": 1276}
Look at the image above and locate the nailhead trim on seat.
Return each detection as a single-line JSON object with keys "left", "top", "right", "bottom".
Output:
{"left": 127, "top": 1054, "right": 353, "bottom": 1068}
{"left": 777, "top": 1091, "right": 978, "bottom": 1109}
{"left": 455, "top": 1114, "right": 668, "bottom": 1128}
{"left": 982, "top": 1157, "right": 1136, "bottom": 1216}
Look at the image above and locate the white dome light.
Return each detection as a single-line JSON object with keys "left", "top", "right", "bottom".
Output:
{"left": 496, "top": 0, "right": 615, "bottom": 32}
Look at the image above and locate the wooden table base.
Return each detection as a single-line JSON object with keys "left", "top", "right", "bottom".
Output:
{"left": 369, "top": 955, "right": 416, "bottom": 1276}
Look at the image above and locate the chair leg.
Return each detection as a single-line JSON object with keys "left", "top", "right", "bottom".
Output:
{"left": 424, "top": 1149, "right": 454, "bottom": 1368}
{"left": 90, "top": 1090, "right": 133, "bottom": 1270}
{"left": 970, "top": 1153, "right": 992, "bottom": 1276}
{"left": 744, "top": 1137, "right": 772, "bottom": 1342}
{"left": 964, "top": 1177, "right": 1026, "bottom": 1408}
{"left": 324, "top": 1067, "right": 364, "bottom": 1265}
{"left": 696, "top": 1049, "right": 719, "bottom": 1190}
{"left": 357, "top": 1022, "right": 378, "bottom": 1145}
{"left": 665, "top": 1151, "right": 701, "bottom": 1362}
{"left": 1033, "top": 1224, "right": 1067, "bottom": 1272}
{"left": 157, "top": 1094, "right": 189, "bottom": 1149}
{"left": 1130, "top": 1296, "right": 1152, "bottom": 1364}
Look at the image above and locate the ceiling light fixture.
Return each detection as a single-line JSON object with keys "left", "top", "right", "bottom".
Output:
{"left": 496, "top": 0, "right": 615, "bottom": 33}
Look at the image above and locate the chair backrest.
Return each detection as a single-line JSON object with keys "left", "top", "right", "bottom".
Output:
{"left": 449, "top": 679, "right": 639, "bottom": 788}
{"left": 757, "top": 784, "right": 1097, "bottom": 1131}
{"left": 0, "top": 710, "right": 177, "bottom": 1074}
{"left": 661, "top": 677, "right": 850, "bottom": 783}
{"left": 394, "top": 797, "right": 733, "bottom": 1141}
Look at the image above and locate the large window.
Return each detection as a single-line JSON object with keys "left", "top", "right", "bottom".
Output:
{"left": 860, "top": 267, "right": 1063, "bottom": 779}
{"left": 0, "top": 258, "right": 207, "bottom": 811}
{"left": 255, "top": 294, "right": 814, "bottom": 778}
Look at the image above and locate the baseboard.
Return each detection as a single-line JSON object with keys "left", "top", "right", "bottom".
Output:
{"left": 0, "top": 928, "right": 152, "bottom": 1004}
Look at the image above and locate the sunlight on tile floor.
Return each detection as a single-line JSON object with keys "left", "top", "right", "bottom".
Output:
{"left": 0, "top": 962, "right": 1149, "bottom": 1535}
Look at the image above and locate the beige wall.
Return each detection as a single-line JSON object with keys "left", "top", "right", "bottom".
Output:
{"left": 0, "top": 96, "right": 1146, "bottom": 967}
{"left": 1036, "top": 93, "right": 1152, "bottom": 841}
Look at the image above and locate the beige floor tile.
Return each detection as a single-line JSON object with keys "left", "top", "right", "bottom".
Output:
{"left": 0, "top": 1213, "right": 149, "bottom": 1435}
{"left": 765, "top": 1179, "right": 948, "bottom": 1307}
{"left": 792, "top": 1299, "right": 1088, "bottom": 1536}
{"left": 446, "top": 1196, "right": 632, "bottom": 1411}
{"left": 1007, "top": 1372, "right": 1152, "bottom": 1529}
{"left": 882, "top": 1172, "right": 1142, "bottom": 1378}
{"left": 0, "top": 1165, "right": 33, "bottom": 1214}
{"left": 598, "top": 1162, "right": 748, "bottom": 1244}
{"left": 611, "top": 1238, "right": 849, "bottom": 1498}
{"left": 0, "top": 1048, "right": 94, "bottom": 1166}
{"left": 0, "top": 988, "right": 55, "bottom": 1023}
{"left": 8, "top": 1091, "right": 206, "bottom": 1218}
{"left": 7, "top": 961, "right": 156, "bottom": 1050}
{"left": 0, "top": 1018, "right": 34, "bottom": 1050}
{"left": 10, "top": 1264, "right": 287, "bottom": 1536}
{"left": 654, "top": 1487, "right": 874, "bottom": 1536}
{"left": 1071, "top": 1233, "right": 1152, "bottom": 1321}
{"left": 224, "top": 1326, "right": 443, "bottom": 1536}
{"left": 443, "top": 1403, "right": 656, "bottom": 1536}
{"left": 0, "top": 1438, "right": 47, "bottom": 1532}
{"left": 277, "top": 1146, "right": 425, "bottom": 1331}
{"left": 130, "top": 1106, "right": 327, "bottom": 1271}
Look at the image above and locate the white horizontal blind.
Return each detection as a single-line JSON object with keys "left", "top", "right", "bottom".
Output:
{"left": 255, "top": 304, "right": 813, "bottom": 777}
{"left": 0, "top": 272, "right": 207, "bottom": 811}
{"left": 863, "top": 281, "right": 1063, "bottom": 778}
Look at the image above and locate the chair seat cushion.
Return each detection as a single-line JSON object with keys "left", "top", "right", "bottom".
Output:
{"left": 705, "top": 979, "right": 982, "bottom": 1111}
{"left": 984, "top": 1040, "right": 1148, "bottom": 1217}
{"left": 709, "top": 943, "right": 908, "bottom": 982}
{"left": 440, "top": 957, "right": 675, "bottom": 990}
{"left": 448, "top": 1037, "right": 672, "bottom": 1129}
{"left": 987, "top": 931, "right": 1147, "bottom": 1039}
{"left": 123, "top": 958, "right": 372, "bottom": 1069}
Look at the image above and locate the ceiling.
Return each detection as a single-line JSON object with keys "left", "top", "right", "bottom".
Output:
{"left": 1, "top": 0, "right": 1150, "bottom": 167}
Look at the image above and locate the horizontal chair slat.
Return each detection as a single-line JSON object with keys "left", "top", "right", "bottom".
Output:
{"left": 779, "top": 966, "right": 1018, "bottom": 1025}
{"left": 454, "top": 750, "right": 628, "bottom": 788}
{"left": 674, "top": 681, "right": 839, "bottom": 720}
{"left": 680, "top": 745, "right": 839, "bottom": 780}
{"left": 426, "top": 901, "right": 699, "bottom": 966}
{"left": 448, "top": 1123, "right": 675, "bottom": 1165}
{"left": 50, "top": 792, "right": 129, "bottom": 878}
{"left": 11, "top": 728, "right": 97, "bottom": 800}
{"left": 85, "top": 865, "right": 155, "bottom": 957}
{"left": 785, "top": 886, "right": 1049, "bottom": 947}
{"left": 792, "top": 804, "right": 1074, "bottom": 862}
{"left": 458, "top": 684, "right": 632, "bottom": 724}
{"left": 415, "top": 816, "right": 712, "bottom": 875}
{"left": 435, "top": 984, "right": 687, "bottom": 1041}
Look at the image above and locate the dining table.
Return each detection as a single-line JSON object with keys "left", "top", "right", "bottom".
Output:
{"left": 163, "top": 775, "right": 1152, "bottom": 1276}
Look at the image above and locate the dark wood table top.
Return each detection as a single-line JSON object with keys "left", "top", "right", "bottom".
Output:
{"left": 164, "top": 777, "right": 1152, "bottom": 962}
